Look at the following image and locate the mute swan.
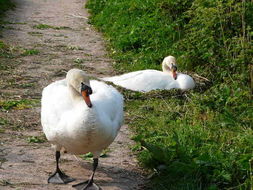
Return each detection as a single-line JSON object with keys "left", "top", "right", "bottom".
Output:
{"left": 102, "top": 56, "right": 195, "bottom": 92}
{"left": 41, "top": 69, "right": 124, "bottom": 190}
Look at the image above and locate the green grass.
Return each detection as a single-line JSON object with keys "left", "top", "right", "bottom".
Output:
{"left": 27, "top": 135, "right": 46, "bottom": 143}
{"left": 0, "top": 99, "right": 40, "bottom": 111}
{"left": 0, "top": 118, "right": 8, "bottom": 133}
{"left": 80, "top": 149, "right": 111, "bottom": 161}
{"left": 0, "top": 42, "right": 19, "bottom": 72}
{"left": 86, "top": 0, "right": 253, "bottom": 189}
{"left": 21, "top": 49, "right": 40, "bottom": 56}
{"left": 0, "top": 0, "right": 14, "bottom": 17}
{"left": 0, "top": 40, "right": 14, "bottom": 58}
{"left": 27, "top": 31, "right": 43, "bottom": 36}
{"left": 33, "top": 23, "right": 71, "bottom": 30}
{"left": 123, "top": 86, "right": 252, "bottom": 189}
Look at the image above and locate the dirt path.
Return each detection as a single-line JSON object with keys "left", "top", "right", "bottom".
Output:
{"left": 0, "top": 0, "right": 145, "bottom": 189}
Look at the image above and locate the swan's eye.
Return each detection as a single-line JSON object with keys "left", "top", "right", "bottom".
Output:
{"left": 171, "top": 64, "right": 177, "bottom": 71}
{"left": 81, "top": 83, "right": 92, "bottom": 95}
{"left": 87, "top": 87, "right": 92, "bottom": 95}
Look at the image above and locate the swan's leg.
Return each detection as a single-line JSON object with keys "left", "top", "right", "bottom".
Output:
{"left": 48, "top": 151, "right": 75, "bottom": 184}
{"left": 72, "top": 158, "right": 101, "bottom": 190}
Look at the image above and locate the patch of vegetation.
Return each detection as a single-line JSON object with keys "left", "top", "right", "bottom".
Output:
{"left": 80, "top": 152, "right": 93, "bottom": 161}
{"left": 21, "top": 49, "right": 40, "bottom": 56}
{"left": 0, "top": 117, "right": 8, "bottom": 125}
{"left": 67, "top": 45, "right": 84, "bottom": 50}
{"left": 0, "top": 128, "right": 5, "bottom": 133}
{"left": 86, "top": 0, "right": 253, "bottom": 189}
{"left": 33, "top": 24, "right": 53, "bottom": 30}
{"left": 27, "top": 135, "right": 46, "bottom": 143}
{"left": 73, "top": 58, "right": 93, "bottom": 69}
{"left": 0, "top": 41, "right": 21, "bottom": 72}
{"left": 80, "top": 149, "right": 110, "bottom": 161}
{"left": 86, "top": 0, "right": 252, "bottom": 78}
{"left": 123, "top": 87, "right": 252, "bottom": 189}
{"left": 0, "top": 40, "right": 14, "bottom": 58}
{"left": 27, "top": 31, "right": 43, "bottom": 36}
{"left": 33, "top": 23, "right": 71, "bottom": 30}
{"left": 0, "top": 0, "right": 15, "bottom": 17}
{"left": 74, "top": 57, "right": 84, "bottom": 64}
{"left": 1, "top": 77, "right": 36, "bottom": 89}
{"left": 0, "top": 179, "right": 12, "bottom": 186}
{"left": 0, "top": 99, "right": 40, "bottom": 111}
{"left": 18, "top": 82, "right": 35, "bottom": 88}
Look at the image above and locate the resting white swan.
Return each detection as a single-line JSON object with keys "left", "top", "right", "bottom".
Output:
{"left": 102, "top": 56, "right": 195, "bottom": 92}
{"left": 41, "top": 69, "right": 124, "bottom": 190}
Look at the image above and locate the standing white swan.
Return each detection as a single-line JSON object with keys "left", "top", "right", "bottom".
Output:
{"left": 41, "top": 69, "right": 124, "bottom": 190}
{"left": 102, "top": 56, "right": 195, "bottom": 92}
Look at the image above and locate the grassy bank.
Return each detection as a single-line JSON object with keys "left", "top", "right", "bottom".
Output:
{"left": 0, "top": 0, "right": 14, "bottom": 17}
{"left": 0, "top": 0, "right": 15, "bottom": 62}
{"left": 86, "top": 0, "right": 252, "bottom": 189}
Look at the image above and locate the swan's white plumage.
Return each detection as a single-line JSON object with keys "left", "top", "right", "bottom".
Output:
{"left": 103, "top": 70, "right": 177, "bottom": 92}
{"left": 102, "top": 55, "right": 195, "bottom": 92}
{"left": 41, "top": 72, "right": 124, "bottom": 158}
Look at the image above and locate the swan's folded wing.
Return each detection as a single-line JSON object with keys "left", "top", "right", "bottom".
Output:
{"left": 90, "top": 80, "right": 124, "bottom": 134}
{"left": 102, "top": 70, "right": 173, "bottom": 92}
{"left": 102, "top": 70, "right": 145, "bottom": 82}
{"left": 41, "top": 79, "right": 73, "bottom": 140}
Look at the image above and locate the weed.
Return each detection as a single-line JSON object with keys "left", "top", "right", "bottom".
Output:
{"left": 0, "top": 99, "right": 40, "bottom": 111}
{"left": 33, "top": 24, "right": 53, "bottom": 30}
{"left": 27, "top": 136, "right": 46, "bottom": 143}
{"left": 67, "top": 45, "right": 83, "bottom": 50}
{"left": 0, "top": 128, "right": 5, "bottom": 133}
{"left": 21, "top": 49, "right": 39, "bottom": 56}
{"left": 80, "top": 152, "right": 93, "bottom": 161}
{"left": 0, "top": 117, "right": 8, "bottom": 125}
{"left": 80, "top": 149, "right": 110, "bottom": 160}
{"left": 74, "top": 58, "right": 84, "bottom": 64}
{"left": 18, "top": 82, "right": 35, "bottom": 88}
{"left": 27, "top": 31, "right": 43, "bottom": 36}
{"left": 33, "top": 23, "right": 71, "bottom": 30}
{"left": 0, "top": 179, "right": 11, "bottom": 186}
{"left": 0, "top": 40, "right": 14, "bottom": 58}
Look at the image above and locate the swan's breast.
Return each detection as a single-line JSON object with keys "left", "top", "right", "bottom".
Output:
{"left": 176, "top": 74, "right": 195, "bottom": 90}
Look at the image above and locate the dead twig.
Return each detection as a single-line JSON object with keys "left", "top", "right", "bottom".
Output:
{"left": 193, "top": 74, "right": 210, "bottom": 81}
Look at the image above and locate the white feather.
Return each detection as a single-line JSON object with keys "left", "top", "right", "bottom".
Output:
{"left": 41, "top": 70, "right": 124, "bottom": 158}
{"left": 102, "top": 56, "right": 195, "bottom": 92}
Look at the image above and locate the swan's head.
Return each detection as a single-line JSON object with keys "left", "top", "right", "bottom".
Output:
{"left": 66, "top": 69, "right": 93, "bottom": 108}
{"left": 162, "top": 56, "right": 177, "bottom": 80}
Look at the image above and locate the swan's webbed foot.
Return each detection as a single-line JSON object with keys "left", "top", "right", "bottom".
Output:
{"left": 48, "top": 151, "right": 75, "bottom": 184}
{"left": 48, "top": 169, "right": 75, "bottom": 184}
{"left": 72, "top": 180, "right": 101, "bottom": 190}
{"left": 72, "top": 158, "right": 101, "bottom": 190}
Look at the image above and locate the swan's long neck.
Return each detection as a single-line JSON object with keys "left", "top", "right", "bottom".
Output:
{"left": 162, "top": 61, "right": 171, "bottom": 74}
{"left": 68, "top": 84, "right": 82, "bottom": 101}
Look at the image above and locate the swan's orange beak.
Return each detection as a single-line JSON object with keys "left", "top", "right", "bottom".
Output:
{"left": 172, "top": 70, "right": 177, "bottom": 80}
{"left": 81, "top": 83, "right": 92, "bottom": 108}
{"left": 171, "top": 65, "right": 177, "bottom": 80}
{"left": 81, "top": 90, "right": 92, "bottom": 108}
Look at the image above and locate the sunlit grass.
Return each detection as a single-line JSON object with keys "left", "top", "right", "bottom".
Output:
{"left": 33, "top": 23, "right": 71, "bottom": 30}
{"left": 0, "top": 99, "right": 40, "bottom": 111}
{"left": 21, "top": 49, "right": 40, "bottom": 56}
{"left": 86, "top": 0, "right": 253, "bottom": 189}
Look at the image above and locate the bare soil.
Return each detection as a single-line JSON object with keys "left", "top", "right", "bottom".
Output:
{"left": 0, "top": 0, "right": 146, "bottom": 189}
